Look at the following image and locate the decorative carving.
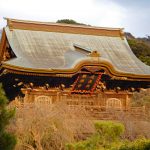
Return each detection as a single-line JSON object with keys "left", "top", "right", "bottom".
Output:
{"left": 89, "top": 50, "right": 100, "bottom": 57}
{"left": 106, "top": 98, "right": 122, "bottom": 110}
{"left": 35, "top": 95, "right": 52, "bottom": 104}
{"left": 111, "top": 76, "right": 127, "bottom": 80}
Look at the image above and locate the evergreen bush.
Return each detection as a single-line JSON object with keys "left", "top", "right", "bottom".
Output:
{"left": 0, "top": 84, "right": 16, "bottom": 150}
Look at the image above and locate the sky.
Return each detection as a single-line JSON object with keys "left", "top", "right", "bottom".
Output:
{"left": 0, "top": 0, "right": 150, "bottom": 37}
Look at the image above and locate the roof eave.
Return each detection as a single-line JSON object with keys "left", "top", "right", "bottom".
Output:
{"left": 1, "top": 60, "right": 150, "bottom": 81}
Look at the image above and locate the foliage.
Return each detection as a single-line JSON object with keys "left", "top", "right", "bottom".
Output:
{"left": 94, "top": 121, "right": 124, "bottom": 142}
{"left": 66, "top": 121, "right": 124, "bottom": 150}
{"left": 66, "top": 121, "right": 150, "bottom": 150}
{"left": 56, "top": 19, "right": 88, "bottom": 25}
{"left": 0, "top": 84, "right": 16, "bottom": 150}
{"left": 57, "top": 19, "right": 78, "bottom": 24}
{"left": 139, "top": 56, "right": 150, "bottom": 66}
{"left": 127, "top": 39, "right": 150, "bottom": 66}
{"left": 120, "top": 138, "right": 150, "bottom": 150}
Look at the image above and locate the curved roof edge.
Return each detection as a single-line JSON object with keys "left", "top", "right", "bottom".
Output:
{"left": 1, "top": 59, "right": 150, "bottom": 81}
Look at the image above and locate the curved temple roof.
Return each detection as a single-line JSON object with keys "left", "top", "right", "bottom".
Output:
{"left": 0, "top": 18, "right": 150, "bottom": 80}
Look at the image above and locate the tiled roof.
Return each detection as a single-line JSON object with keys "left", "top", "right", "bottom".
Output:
{"left": 1, "top": 18, "right": 150, "bottom": 79}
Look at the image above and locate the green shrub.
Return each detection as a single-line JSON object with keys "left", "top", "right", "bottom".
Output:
{"left": 66, "top": 121, "right": 124, "bottom": 150}
{"left": 119, "top": 138, "right": 150, "bottom": 150}
{"left": 94, "top": 121, "right": 124, "bottom": 142}
{"left": 66, "top": 121, "right": 150, "bottom": 150}
{"left": 0, "top": 84, "right": 16, "bottom": 150}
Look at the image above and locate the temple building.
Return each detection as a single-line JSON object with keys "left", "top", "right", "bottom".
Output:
{"left": 0, "top": 18, "right": 150, "bottom": 110}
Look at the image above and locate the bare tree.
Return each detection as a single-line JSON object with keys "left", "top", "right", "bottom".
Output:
{"left": 8, "top": 102, "right": 94, "bottom": 150}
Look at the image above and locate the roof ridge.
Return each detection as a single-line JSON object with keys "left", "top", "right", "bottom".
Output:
{"left": 4, "top": 17, "right": 123, "bottom": 31}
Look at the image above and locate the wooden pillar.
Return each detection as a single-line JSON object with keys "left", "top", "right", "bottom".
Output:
{"left": 125, "top": 93, "right": 132, "bottom": 111}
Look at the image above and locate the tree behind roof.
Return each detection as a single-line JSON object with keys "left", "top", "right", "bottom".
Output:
{"left": 56, "top": 19, "right": 87, "bottom": 25}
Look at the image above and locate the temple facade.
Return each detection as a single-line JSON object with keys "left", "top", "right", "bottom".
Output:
{"left": 0, "top": 18, "right": 150, "bottom": 110}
